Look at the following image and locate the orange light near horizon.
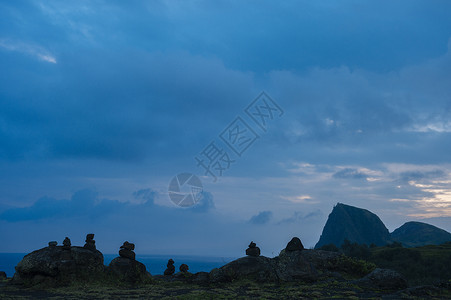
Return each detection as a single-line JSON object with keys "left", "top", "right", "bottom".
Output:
{"left": 405, "top": 180, "right": 451, "bottom": 218}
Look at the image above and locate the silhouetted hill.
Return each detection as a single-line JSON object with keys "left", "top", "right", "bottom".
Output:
{"left": 391, "top": 221, "right": 451, "bottom": 247}
{"left": 315, "top": 203, "right": 392, "bottom": 249}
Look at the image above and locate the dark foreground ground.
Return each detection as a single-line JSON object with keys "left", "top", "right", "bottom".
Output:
{"left": 1, "top": 278, "right": 450, "bottom": 299}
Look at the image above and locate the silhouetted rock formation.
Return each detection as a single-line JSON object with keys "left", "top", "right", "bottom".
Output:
{"left": 316, "top": 203, "right": 451, "bottom": 249}
{"left": 0, "top": 271, "right": 6, "bottom": 280}
{"left": 209, "top": 249, "right": 344, "bottom": 283}
{"left": 108, "top": 241, "right": 150, "bottom": 283}
{"left": 207, "top": 234, "right": 415, "bottom": 286}
{"left": 108, "top": 257, "right": 150, "bottom": 283}
{"left": 10, "top": 233, "right": 412, "bottom": 293}
{"left": 315, "top": 203, "right": 392, "bottom": 248}
{"left": 356, "top": 268, "right": 407, "bottom": 290}
{"left": 13, "top": 240, "right": 104, "bottom": 286}
{"left": 179, "top": 264, "right": 189, "bottom": 273}
{"left": 210, "top": 256, "right": 276, "bottom": 283}
{"left": 62, "top": 237, "right": 71, "bottom": 250}
{"left": 119, "top": 241, "right": 135, "bottom": 260}
{"left": 245, "top": 241, "right": 261, "bottom": 257}
{"left": 83, "top": 234, "right": 96, "bottom": 251}
{"left": 273, "top": 249, "right": 317, "bottom": 281}
{"left": 285, "top": 237, "right": 304, "bottom": 251}
{"left": 48, "top": 241, "right": 57, "bottom": 248}
{"left": 164, "top": 259, "right": 175, "bottom": 275}
{"left": 61, "top": 237, "right": 72, "bottom": 260}
{"left": 391, "top": 221, "right": 451, "bottom": 247}
{"left": 210, "top": 237, "right": 335, "bottom": 283}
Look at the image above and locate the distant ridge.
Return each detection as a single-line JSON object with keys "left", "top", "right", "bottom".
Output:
{"left": 314, "top": 203, "right": 391, "bottom": 249}
{"left": 391, "top": 221, "right": 451, "bottom": 247}
{"left": 315, "top": 203, "right": 451, "bottom": 248}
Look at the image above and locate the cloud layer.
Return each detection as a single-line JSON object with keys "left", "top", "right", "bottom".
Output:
{"left": 1, "top": 0, "right": 451, "bottom": 255}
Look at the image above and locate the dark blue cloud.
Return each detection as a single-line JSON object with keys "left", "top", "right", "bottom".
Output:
{"left": 248, "top": 211, "right": 272, "bottom": 225}
{"left": 0, "top": 189, "right": 126, "bottom": 222}
{"left": 1, "top": 0, "right": 451, "bottom": 168}
{"left": 399, "top": 170, "right": 445, "bottom": 182}
{"left": 333, "top": 168, "right": 368, "bottom": 180}
{"left": 188, "top": 191, "right": 215, "bottom": 213}
{"left": 0, "top": 187, "right": 216, "bottom": 223}
{"left": 277, "top": 210, "right": 323, "bottom": 225}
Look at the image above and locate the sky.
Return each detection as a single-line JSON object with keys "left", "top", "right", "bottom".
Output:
{"left": 1, "top": 0, "right": 451, "bottom": 257}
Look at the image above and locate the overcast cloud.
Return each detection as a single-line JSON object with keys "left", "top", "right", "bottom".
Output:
{"left": 1, "top": 0, "right": 451, "bottom": 256}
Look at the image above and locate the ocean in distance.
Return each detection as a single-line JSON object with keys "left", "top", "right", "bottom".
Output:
{"left": 0, "top": 253, "right": 236, "bottom": 278}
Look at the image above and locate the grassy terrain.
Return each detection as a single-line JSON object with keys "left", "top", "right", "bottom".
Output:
{"left": 369, "top": 242, "right": 451, "bottom": 286}
{"left": 322, "top": 240, "right": 451, "bottom": 286}
{"left": 1, "top": 277, "right": 450, "bottom": 299}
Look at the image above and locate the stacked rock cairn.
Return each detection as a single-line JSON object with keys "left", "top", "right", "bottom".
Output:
{"left": 83, "top": 233, "right": 96, "bottom": 251}
{"left": 119, "top": 241, "right": 136, "bottom": 260}
{"left": 179, "top": 264, "right": 189, "bottom": 273}
{"left": 61, "top": 237, "right": 72, "bottom": 260}
{"left": 245, "top": 241, "right": 261, "bottom": 257}
{"left": 285, "top": 237, "right": 304, "bottom": 251}
{"left": 164, "top": 259, "right": 175, "bottom": 275}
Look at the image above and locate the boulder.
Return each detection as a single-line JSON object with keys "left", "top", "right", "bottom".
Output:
{"left": 108, "top": 257, "right": 151, "bottom": 283}
{"left": 273, "top": 249, "right": 317, "bottom": 281}
{"left": 356, "top": 268, "right": 408, "bottom": 290}
{"left": 119, "top": 249, "right": 136, "bottom": 260}
{"left": 13, "top": 246, "right": 104, "bottom": 286}
{"left": 298, "top": 249, "right": 342, "bottom": 271}
{"left": 61, "top": 250, "right": 72, "bottom": 261}
{"left": 48, "top": 241, "right": 57, "bottom": 248}
{"left": 209, "top": 256, "right": 277, "bottom": 283}
{"left": 0, "top": 271, "right": 6, "bottom": 280}
{"left": 285, "top": 237, "right": 304, "bottom": 251}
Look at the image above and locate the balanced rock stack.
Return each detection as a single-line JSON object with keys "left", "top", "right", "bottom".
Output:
{"left": 62, "top": 237, "right": 71, "bottom": 250}
{"left": 179, "top": 263, "right": 189, "bottom": 273}
{"left": 246, "top": 241, "right": 261, "bottom": 257}
{"left": 119, "top": 241, "right": 135, "bottom": 260}
{"left": 108, "top": 241, "right": 150, "bottom": 283}
{"left": 84, "top": 233, "right": 96, "bottom": 251}
{"left": 61, "top": 237, "right": 72, "bottom": 260}
{"left": 285, "top": 237, "right": 304, "bottom": 252}
{"left": 164, "top": 259, "right": 175, "bottom": 275}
